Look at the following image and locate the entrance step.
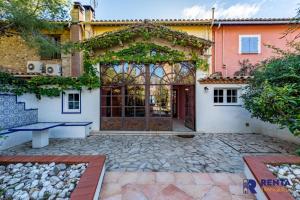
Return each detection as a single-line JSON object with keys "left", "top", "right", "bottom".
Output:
{"left": 91, "top": 130, "right": 196, "bottom": 136}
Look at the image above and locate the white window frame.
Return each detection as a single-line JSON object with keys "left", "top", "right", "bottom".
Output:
{"left": 213, "top": 88, "right": 241, "bottom": 106}
{"left": 239, "top": 34, "right": 261, "bottom": 54}
{"left": 62, "top": 90, "right": 81, "bottom": 114}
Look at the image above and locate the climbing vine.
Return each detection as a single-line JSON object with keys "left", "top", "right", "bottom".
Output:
{"left": 81, "top": 22, "right": 212, "bottom": 51}
{"left": 87, "top": 43, "right": 209, "bottom": 71}
{"left": 0, "top": 61, "right": 100, "bottom": 99}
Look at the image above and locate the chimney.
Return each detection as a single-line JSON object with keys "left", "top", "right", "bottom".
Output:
{"left": 211, "top": 7, "right": 215, "bottom": 27}
{"left": 71, "top": 2, "right": 85, "bottom": 23}
{"left": 70, "top": 2, "right": 85, "bottom": 77}
{"left": 83, "top": 5, "right": 95, "bottom": 22}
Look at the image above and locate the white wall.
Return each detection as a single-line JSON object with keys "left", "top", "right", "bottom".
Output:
{"left": 196, "top": 82, "right": 300, "bottom": 144}
{"left": 196, "top": 83, "right": 255, "bottom": 133}
{"left": 18, "top": 89, "right": 100, "bottom": 130}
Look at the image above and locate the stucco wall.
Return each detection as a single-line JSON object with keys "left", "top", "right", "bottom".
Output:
{"left": 18, "top": 89, "right": 100, "bottom": 130}
{"left": 213, "top": 25, "right": 300, "bottom": 76}
{"left": 15, "top": 80, "right": 300, "bottom": 144}
{"left": 196, "top": 82, "right": 300, "bottom": 144}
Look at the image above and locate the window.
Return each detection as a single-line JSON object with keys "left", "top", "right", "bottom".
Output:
{"left": 214, "top": 89, "right": 239, "bottom": 104}
{"left": 239, "top": 35, "right": 261, "bottom": 54}
{"left": 214, "top": 89, "right": 224, "bottom": 103}
{"left": 68, "top": 93, "right": 80, "bottom": 109}
{"left": 226, "top": 89, "right": 237, "bottom": 103}
{"left": 62, "top": 91, "right": 81, "bottom": 114}
{"left": 40, "top": 35, "right": 61, "bottom": 60}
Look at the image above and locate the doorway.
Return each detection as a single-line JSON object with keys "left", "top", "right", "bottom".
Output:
{"left": 172, "top": 85, "right": 195, "bottom": 132}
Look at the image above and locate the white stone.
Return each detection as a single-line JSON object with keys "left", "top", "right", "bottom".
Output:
{"left": 15, "top": 163, "right": 23, "bottom": 168}
{"left": 31, "top": 180, "right": 39, "bottom": 188}
{"left": 55, "top": 181, "right": 64, "bottom": 189}
{"left": 38, "top": 188, "right": 46, "bottom": 199}
{"left": 56, "top": 164, "right": 66, "bottom": 170}
{"left": 278, "top": 168, "right": 287, "bottom": 175}
{"left": 43, "top": 181, "right": 51, "bottom": 187}
{"left": 15, "top": 183, "right": 24, "bottom": 190}
{"left": 69, "top": 170, "right": 80, "bottom": 178}
{"left": 293, "top": 169, "right": 300, "bottom": 175}
{"left": 31, "top": 191, "right": 39, "bottom": 199}
{"left": 8, "top": 178, "right": 20, "bottom": 185}
{"left": 50, "top": 176, "right": 60, "bottom": 185}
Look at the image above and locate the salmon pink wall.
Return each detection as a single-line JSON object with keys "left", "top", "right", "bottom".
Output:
{"left": 213, "top": 25, "right": 300, "bottom": 77}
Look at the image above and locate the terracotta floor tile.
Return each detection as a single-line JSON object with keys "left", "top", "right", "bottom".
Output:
{"left": 156, "top": 172, "right": 175, "bottom": 184}
{"left": 175, "top": 184, "right": 213, "bottom": 199}
{"left": 102, "top": 194, "right": 122, "bottom": 200}
{"left": 192, "top": 173, "right": 214, "bottom": 185}
{"left": 154, "top": 184, "right": 194, "bottom": 200}
{"left": 228, "top": 173, "right": 245, "bottom": 185}
{"left": 103, "top": 172, "right": 124, "bottom": 184}
{"left": 136, "top": 172, "right": 156, "bottom": 184}
{"left": 143, "top": 184, "right": 169, "bottom": 199}
{"left": 118, "top": 172, "right": 138, "bottom": 186}
{"left": 100, "top": 183, "right": 122, "bottom": 199}
{"left": 229, "top": 185, "right": 244, "bottom": 196}
{"left": 209, "top": 173, "right": 234, "bottom": 186}
{"left": 202, "top": 186, "right": 232, "bottom": 200}
{"left": 175, "top": 173, "right": 195, "bottom": 185}
{"left": 122, "top": 184, "right": 148, "bottom": 200}
{"left": 231, "top": 194, "right": 256, "bottom": 200}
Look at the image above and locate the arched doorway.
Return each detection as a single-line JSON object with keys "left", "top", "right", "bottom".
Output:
{"left": 100, "top": 62, "right": 195, "bottom": 131}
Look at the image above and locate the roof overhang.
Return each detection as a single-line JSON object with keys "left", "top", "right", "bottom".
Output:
{"left": 198, "top": 76, "right": 252, "bottom": 84}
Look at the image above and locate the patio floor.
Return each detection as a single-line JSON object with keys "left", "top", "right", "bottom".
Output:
{"left": 0, "top": 133, "right": 298, "bottom": 173}
{"left": 100, "top": 172, "right": 255, "bottom": 200}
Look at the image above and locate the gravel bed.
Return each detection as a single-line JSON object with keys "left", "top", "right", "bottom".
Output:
{"left": 0, "top": 162, "right": 87, "bottom": 200}
{"left": 268, "top": 164, "right": 300, "bottom": 199}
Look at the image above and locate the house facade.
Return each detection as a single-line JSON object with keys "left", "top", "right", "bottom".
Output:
{"left": 0, "top": 2, "right": 299, "bottom": 143}
{"left": 212, "top": 19, "right": 299, "bottom": 76}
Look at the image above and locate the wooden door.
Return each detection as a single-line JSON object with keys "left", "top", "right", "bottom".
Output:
{"left": 184, "top": 85, "right": 195, "bottom": 130}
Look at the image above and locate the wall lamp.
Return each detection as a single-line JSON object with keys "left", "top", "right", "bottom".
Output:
{"left": 204, "top": 87, "right": 209, "bottom": 92}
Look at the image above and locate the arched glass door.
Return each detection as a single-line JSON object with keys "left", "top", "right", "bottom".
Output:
{"left": 100, "top": 62, "right": 195, "bottom": 131}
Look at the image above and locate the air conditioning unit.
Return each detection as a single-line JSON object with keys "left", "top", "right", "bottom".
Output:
{"left": 46, "top": 64, "right": 62, "bottom": 76}
{"left": 27, "top": 61, "right": 44, "bottom": 73}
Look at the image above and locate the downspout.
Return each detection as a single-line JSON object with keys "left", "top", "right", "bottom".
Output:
{"left": 222, "top": 24, "right": 226, "bottom": 77}
{"left": 210, "top": 8, "right": 215, "bottom": 74}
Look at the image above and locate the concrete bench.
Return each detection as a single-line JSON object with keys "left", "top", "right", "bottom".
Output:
{"left": 9, "top": 123, "right": 64, "bottom": 148}
{"left": 0, "top": 122, "right": 93, "bottom": 150}
{"left": 49, "top": 122, "right": 93, "bottom": 139}
{"left": 0, "top": 130, "right": 32, "bottom": 150}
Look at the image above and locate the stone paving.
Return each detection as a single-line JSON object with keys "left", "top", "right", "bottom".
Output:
{"left": 1, "top": 133, "right": 298, "bottom": 173}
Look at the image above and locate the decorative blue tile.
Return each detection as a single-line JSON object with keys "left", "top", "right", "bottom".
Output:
{"left": 0, "top": 94, "right": 38, "bottom": 129}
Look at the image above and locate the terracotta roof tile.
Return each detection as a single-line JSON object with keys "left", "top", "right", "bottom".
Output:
{"left": 198, "top": 76, "right": 252, "bottom": 84}
{"left": 88, "top": 18, "right": 298, "bottom": 26}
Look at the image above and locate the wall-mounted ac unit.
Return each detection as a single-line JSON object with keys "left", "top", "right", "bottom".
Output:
{"left": 46, "top": 64, "right": 62, "bottom": 76}
{"left": 26, "top": 61, "right": 44, "bottom": 73}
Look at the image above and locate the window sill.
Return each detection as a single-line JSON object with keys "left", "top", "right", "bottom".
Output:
{"left": 240, "top": 52, "right": 260, "bottom": 55}
{"left": 213, "top": 104, "right": 242, "bottom": 107}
